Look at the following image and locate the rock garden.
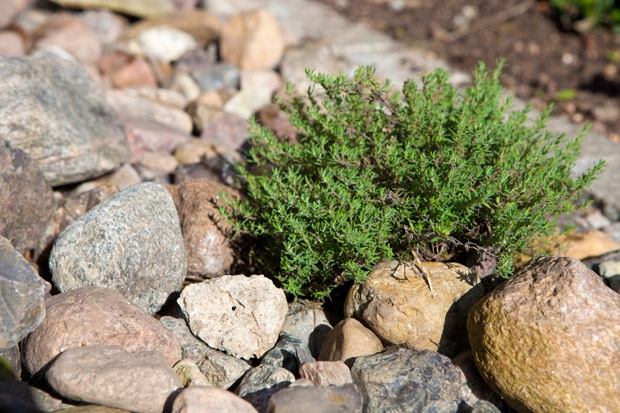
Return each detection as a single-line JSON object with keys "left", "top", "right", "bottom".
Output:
{"left": 1, "top": 1, "right": 620, "bottom": 412}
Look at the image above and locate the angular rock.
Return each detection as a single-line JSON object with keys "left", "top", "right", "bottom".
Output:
{"left": 345, "top": 260, "right": 484, "bottom": 356}
{"left": 281, "top": 300, "right": 332, "bottom": 359}
{"left": 0, "top": 139, "right": 55, "bottom": 255}
{"left": 174, "top": 359, "right": 211, "bottom": 387}
{"left": 168, "top": 179, "right": 238, "bottom": 277}
{"left": 172, "top": 386, "right": 258, "bottom": 413}
{"left": 0, "top": 49, "right": 129, "bottom": 186}
{"left": 267, "top": 383, "right": 362, "bottom": 413}
{"left": 110, "top": 58, "right": 158, "bottom": 89}
{"left": 467, "top": 256, "right": 620, "bottom": 412}
{"left": 49, "top": 0, "right": 175, "bottom": 18}
{"left": 260, "top": 333, "right": 315, "bottom": 378}
{"left": 122, "top": 117, "right": 192, "bottom": 164}
{"left": 46, "top": 345, "right": 181, "bottom": 413}
{"left": 178, "top": 274, "right": 287, "bottom": 360}
{"left": 351, "top": 348, "right": 465, "bottom": 413}
{"left": 220, "top": 9, "right": 284, "bottom": 70}
{"left": 160, "top": 316, "right": 251, "bottom": 389}
{"left": 200, "top": 112, "right": 249, "bottom": 157}
{"left": 49, "top": 182, "right": 186, "bottom": 315}
{"left": 24, "top": 286, "right": 182, "bottom": 376}
{"left": 236, "top": 365, "right": 294, "bottom": 413}
{"left": 0, "top": 237, "right": 46, "bottom": 349}
{"left": 299, "top": 361, "right": 353, "bottom": 387}
{"left": 318, "top": 318, "right": 383, "bottom": 367}
{"left": 190, "top": 62, "right": 240, "bottom": 92}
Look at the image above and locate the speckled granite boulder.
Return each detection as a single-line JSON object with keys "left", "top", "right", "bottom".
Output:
{"left": 49, "top": 182, "right": 186, "bottom": 315}
{"left": 0, "top": 49, "right": 129, "bottom": 186}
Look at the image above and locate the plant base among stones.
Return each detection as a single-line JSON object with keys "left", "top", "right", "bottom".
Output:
{"left": 224, "top": 61, "right": 604, "bottom": 299}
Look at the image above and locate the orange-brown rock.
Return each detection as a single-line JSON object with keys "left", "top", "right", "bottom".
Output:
{"left": 318, "top": 318, "right": 383, "bottom": 366}
{"left": 468, "top": 256, "right": 620, "bottom": 412}
{"left": 220, "top": 9, "right": 284, "bottom": 70}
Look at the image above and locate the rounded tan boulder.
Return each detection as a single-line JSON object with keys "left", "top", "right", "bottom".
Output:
{"left": 467, "top": 256, "right": 620, "bottom": 412}
{"left": 220, "top": 9, "right": 284, "bottom": 70}
{"left": 345, "top": 260, "right": 483, "bottom": 356}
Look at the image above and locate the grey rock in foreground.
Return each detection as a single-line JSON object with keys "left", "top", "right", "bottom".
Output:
{"left": 0, "top": 48, "right": 129, "bottom": 186}
{"left": 260, "top": 333, "right": 315, "bottom": 378}
{"left": 23, "top": 287, "right": 181, "bottom": 376}
{"left": 50, "top": 182, "right": 186, "bottom": 315}
{"left": 236, "top": 365, "right": 294, "bottom": 413}
{"left": 0, "top": 139, "right": 55, "bottom": 255}
{"left": 267, "top": 383, "right": 362, "bottom": 413}
{"left": 0, "top": 237, "right": 45, "bottom": 349}
{"left": 46, "top": 345, "right": 181, "bottom": 413}
{"left": 351, "top": 348, "right": 466, "bottom": 413}
{"left": 178, "top": 274, "right": 287, "bottom": 360}
{"left": 160, "top": 316, "right": 250, "bottom": 389}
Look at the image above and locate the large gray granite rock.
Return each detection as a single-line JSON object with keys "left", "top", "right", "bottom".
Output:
{"left": 0, "top": 48, "right": 129, "bottom": 187}
{"left": 0, "top": 237, "right": 46, "bottom": 349}
{"left": 49, "top": 182, "right": 186, "bottom": 315}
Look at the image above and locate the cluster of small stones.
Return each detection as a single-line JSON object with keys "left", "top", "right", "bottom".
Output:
{"left": 1, "top": 0, "right": 620, "bottom": 412}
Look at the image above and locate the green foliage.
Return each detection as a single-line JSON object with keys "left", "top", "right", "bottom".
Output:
{"left": 223, "top": 62, "right": 604, "bottom": 299}
{"left": 550, "top": 0, "right": 620, "bottom": 31}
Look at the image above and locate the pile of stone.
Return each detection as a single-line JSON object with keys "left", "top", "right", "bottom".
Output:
{"left": 1, "top": 0, "right": 619, "bottom": 412}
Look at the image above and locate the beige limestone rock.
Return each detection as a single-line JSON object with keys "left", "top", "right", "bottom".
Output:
{"left": 318, "top": 318, "right": 383, "bottom": 366}
{"left": 345, "top": 260, "right": 483, "bottom": 356}
{"left": 178, "top": 275, "right": 287, "bottom": 360}
{"left": 220, "top": 9, "right": 284, "bottom": 70}
{"left": 467, "top": 256, "right": 620, "bottom": 412}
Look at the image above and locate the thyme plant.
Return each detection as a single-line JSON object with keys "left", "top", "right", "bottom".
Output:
{"left": 224, "top": 62, "right": 604, "bottom": 299}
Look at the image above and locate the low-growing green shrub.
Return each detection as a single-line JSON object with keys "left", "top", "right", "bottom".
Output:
{"left": 550, "top": 0, "right": 620, "bottom": 31}
{"left": 223, "top": 61, "right": 604, "bottom": 299}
